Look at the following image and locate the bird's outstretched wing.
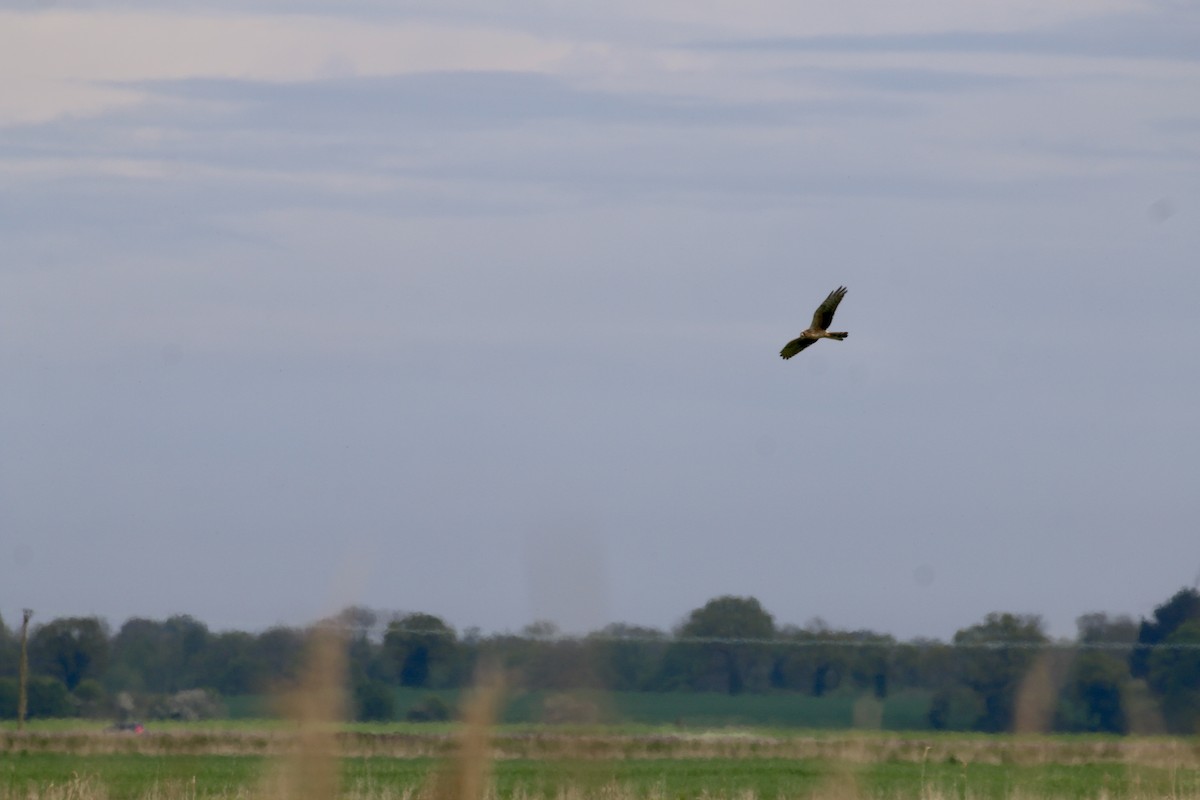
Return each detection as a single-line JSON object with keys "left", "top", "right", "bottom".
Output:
{"left": 810, "top": 286, "right": 847, "bottom": 331}
{"left": 779, "top": 337, "right": 815, "bottom": 360}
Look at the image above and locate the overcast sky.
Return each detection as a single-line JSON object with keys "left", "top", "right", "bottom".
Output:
{"left": 2, "top": 1, "right": 1198, "bottom": 642}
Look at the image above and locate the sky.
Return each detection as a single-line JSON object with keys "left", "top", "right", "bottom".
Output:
{"left": 1, "top": 1, "right": 1198, "bottom": 642}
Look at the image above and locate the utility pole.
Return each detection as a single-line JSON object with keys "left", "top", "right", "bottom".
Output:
{"left": 18, "top": 609, "right": 32, "bottom": 731}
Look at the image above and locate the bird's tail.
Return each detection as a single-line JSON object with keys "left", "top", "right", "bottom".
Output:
{"left": 827, "top": 331, "right": 848, "bottom": 340}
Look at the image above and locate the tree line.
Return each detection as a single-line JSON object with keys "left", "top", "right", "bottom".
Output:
{"left": 1, "top": 587, "right": 1198, "bottom": 733}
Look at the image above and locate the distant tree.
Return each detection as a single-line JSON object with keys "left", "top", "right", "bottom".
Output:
{"left": 1055, "top": 651, "right": 1128, "bottom": 733}
{"left": 1, "top": 662, "right": 74, "bottom": 724}
{"left": 73, "top": 679, "right": 108, "bottom": 719}
{"left": 0, "top": 678, "right": 16, "bottom": 717}
{"left": 772, "top": 623, "right": 893, "bottom": 698}
{"left": 196, "top": 631, "right": 263, "bottom": 695}
{"left": 892, "top": 639, "right": 958, "bottom": 691}
{"left": 405, "top": 695, "right": 451, "bottom": 722}
{"left": 26, "top": 676, "right": 74, "bottom": 718}
{"left": 335, "top": 608, "right": 391, "bottom": 689}
{"left": 353, "top": 679, "right": 395, "bottom": 722}
{"left": 934, "top": 612, "right": 1047, "bottom": 732}
{"left": 336, "top": 606, "right": 382, "bottom": 641}
{"left": 468, "top": 623, "right": 595, "bottom": 691}
{"left": 1145, "top": 619, "right": 1200, "bottom": 733}
{"left": 517, "top": 622, "right": 597, "bottom": 690}
{"left": 382, "top": 613, "right": 458, "bottom": 688}
{"left": 30, "top": 617, "right": 110, "bottom": 691}
{"left": 928, "top": 685, "right": 986, "bottom": 730}
{"left": 589, "top": 623, "right": 667, "bottom": 691}
{"left": 452, "top": 627, "right": 483, "bottom": 686}
{"left": 149, "top": 688, "right": 225, "bottom": 721}
{"left": 772, "top": 625, "right": 817, "bottom": 694}
{"left": 109, "top": 615, "right": 211, "bottom": 693}
{"left": 0, "top": 614, "right": 17, "bottom": 678}
{"left": 847, "top": 632, "right": 894, "bottom": 698}
{"left": 1077, "top": 612, "right": 1138, "bottom": 646}
{"left": 107, "top": 618, "right": 158, "bottom": 692}
{"left": 353, "top": 636, "right": 393, "bottom": 685}
{"left": 666, "top": 596, "right": 775, "bottom": 694}
{"left": 1131, "top": 587, "right": 1200, "bottom": 678}
{"left": 523, "top": 620, "right": 559, "bottom": 639}
{"left": 1054, "top": 613, "right": 1135, "bottom": 734}
{"left": 256, "top": 626, "right": 306, "bottom": 685}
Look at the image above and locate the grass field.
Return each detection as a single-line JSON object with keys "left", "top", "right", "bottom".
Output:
{"left": 221, "top": 689, "right": 936, "bottom": 731}
{"left": 5, "top": 634, "right": 1192, "bottom": 800}
{"left": 3, "top": 724, "right": 1200, "bottom": 800}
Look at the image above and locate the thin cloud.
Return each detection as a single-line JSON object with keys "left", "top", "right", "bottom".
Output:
{"left": 1, "top": 1, "right": 1198, "bottom": 641}
{"left": 689, "top": 8, "right": 1200, "bottom": 62}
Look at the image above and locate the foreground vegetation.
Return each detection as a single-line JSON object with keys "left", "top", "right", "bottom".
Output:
{"left": 3, "top": 725, "right": 1200, "bottom": 800}
{"left": 5, "top": 618, "right": 1199, "bottom": 800}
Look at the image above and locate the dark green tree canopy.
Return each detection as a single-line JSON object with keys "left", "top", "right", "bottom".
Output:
{"left": 772, "top": 624, "right": 893, "bottom": 697}
{"left": 1051, "top": 613, "right": 1137, "bottom": 735}
{"left": 1076, "top": 612, "right": 1138, "bottom": 645}
{"left": 110, "top": 615, "right": 211, "bottom": 693}
{"left": 679, "top": 596, "right": 775, "bottom": 640}
{"left": 1145, "top": 618, "right": 1200, "bottom": 733}
{"left": 589, "top": 624, "right": 666, "bottom": 691}
{"left": 671, "top": 596, "right": 776, "bottom": 694}
{"left": 0, "top": 614, "right": 17, "bottom": 678}
{"left": 5, "top": 588, "right": 1198, "bottom": 731}
{"left": 1056, "top": 650, "right": 1129, "bottom": 734}
{"left": 29, "top": 616, "right": 110, "bottom": 691}
{"left": 943, "top": 612, "right": 1048, "bottom": 732}
{"left": 383, "top": 613, "right": 457, "bottom": 688}
{"left": 1132, "top": 587, "right": 1200, "bottom": 678}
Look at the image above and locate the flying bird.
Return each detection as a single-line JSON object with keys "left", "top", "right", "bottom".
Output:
{"left": 780, "top": 286, "right": 848, "bottom": 359}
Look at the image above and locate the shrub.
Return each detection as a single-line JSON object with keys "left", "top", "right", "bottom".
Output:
{"left": 147, "top": 689, "right": 225, "bottom": 721}
{"left": 406, "top": 695, "right": 451, "bottom": 722}
{"left": 928, "top": 686, "right": 984, "bottom": 730}
{"left": 541, "top": 692, "right": 601, "bottom": 724}
{"left": 354, "top": 680, "right": 395, "bottom": 722}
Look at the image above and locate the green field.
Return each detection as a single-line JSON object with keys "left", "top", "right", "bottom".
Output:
{"left": 222, "top": 688, "right": 935, "bottom": 730}
{"left": 3, "top": 724, "right": 1200, "bottom": 800}
{"left": 6, "top": 751, "right": 1200, "bottom": 800}
{"left": 4, "top": 751, "right": 1200, "bottom": 800}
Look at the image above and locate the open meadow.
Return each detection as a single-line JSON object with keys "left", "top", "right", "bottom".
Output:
{"left": 4, "top": 722, "right": 1200, "bottom": 800}
{"left": 5, "top": 602, "right": 1197, "bottom": 800}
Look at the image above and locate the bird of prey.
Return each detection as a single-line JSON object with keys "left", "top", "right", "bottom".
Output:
{"left": 780, "top": 286, "right": 848, "bottom": 359}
